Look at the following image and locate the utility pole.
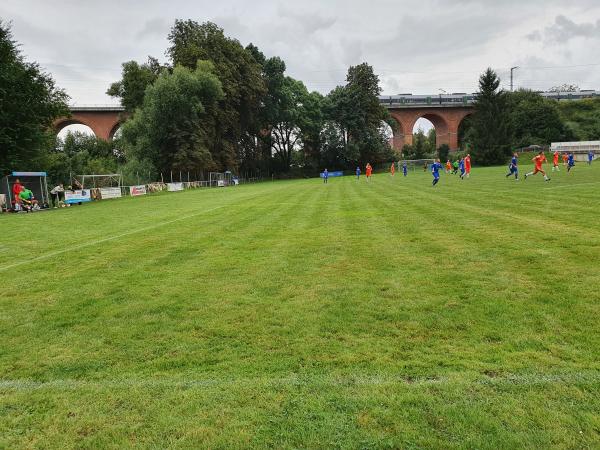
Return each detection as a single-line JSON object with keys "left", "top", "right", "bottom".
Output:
{"left": 438, "top": 88, "right": 447, "bottom": 105}
{"left": 510, "top": 66, "right": 519, "bottom": 92}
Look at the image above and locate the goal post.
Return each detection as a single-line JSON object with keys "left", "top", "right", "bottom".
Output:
{"left": 397, "top": 159, "right": 436, "bottom": 172}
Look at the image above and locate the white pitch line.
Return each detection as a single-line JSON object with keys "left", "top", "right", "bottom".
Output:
{"left": 0, "top": 202, "right": 235, "bottom": 273}
{"left": 1, "top": 372, "right": 599, "bottom": 391}
{"left": 542, "top": 181, "right": 600, "bottom": 190}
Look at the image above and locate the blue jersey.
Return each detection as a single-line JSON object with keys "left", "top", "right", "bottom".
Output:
{"left": 511, "top": 156, "right": 518, "bottom": 168}
{"left": 431, "top": 162, "right": 442, "bottom": 177}
{"left": 356, "top": 168, "right": 360, "bottom": 175}
{"left": 568, "top": 154, "right": 575, "bottom": 166}
{"left": 589, "top": 152, "right": 594, "bottom": 161}
{"left": 459, "top": 160, "right": 465, "bottom": 171}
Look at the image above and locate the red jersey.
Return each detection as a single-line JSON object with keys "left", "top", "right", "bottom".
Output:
{"left": 12, "top": 182, "right": 24, "bottom": 198}
{"left": 465, "top": 156, "right": 471, "bottom": 169}
{"left": 533, "top": 154, "right": 546, "bottom": 170}
{"left": 562, "top": 153, "right": 568, "bottom": 162}
{"left": 553, "top": 152, "right": 559, "bottom": 164}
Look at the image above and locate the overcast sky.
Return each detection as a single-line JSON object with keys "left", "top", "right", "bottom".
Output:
{"left": 2, "top": 0, "right": 600, "bottom": 106}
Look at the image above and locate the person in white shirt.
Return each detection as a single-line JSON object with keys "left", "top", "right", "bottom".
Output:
{"left": 50, "top": 183, "right": 65, "bottom": 208}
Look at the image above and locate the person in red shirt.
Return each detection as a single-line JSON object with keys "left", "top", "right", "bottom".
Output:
{"left": 464, "top": 154, "right": 472, "bottom": 178}
{"left": 525, "top": 151, "right": 550, "bottom": 182}
{"left": 562, "top": 152, "right": 568, "bottom": 167}
{"left": 552, "top": 151, "right": 560, "bottom": 172}
{"left": 365, "top": 163, "right": 372, "bottom": 182}
{"left": 445, "top": 160, "right": 452, "bottom": 173}
{"left": 390, "top": 162, "right": 395, "bottom": 176}
{"left": 12, "top": 178, "right": 24, "bottom": 205}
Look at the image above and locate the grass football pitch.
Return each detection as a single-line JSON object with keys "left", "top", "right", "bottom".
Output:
{"left": 1, "top": 164, "right": 600, "bottom": 449}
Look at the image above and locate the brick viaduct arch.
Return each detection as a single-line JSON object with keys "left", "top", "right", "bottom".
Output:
{"left": 388, "top": 106, "right": 473, "bottom": 152}
{"left": 54, "top": 107, "right": 127, "bottom": 141}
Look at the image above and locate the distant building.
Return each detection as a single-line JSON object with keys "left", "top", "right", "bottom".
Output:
{"left": 551, "top": 141, "right": 600, "bottom": 161}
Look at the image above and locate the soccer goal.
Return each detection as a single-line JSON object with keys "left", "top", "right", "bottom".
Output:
{"left": 397, "top": 159, "right": 436, "bottom": 172}
{"left": 73, "top": 173, "right": 123, "bottom": 200}
{"left": 209, "top": 172, "right": 233, "bottom": 187}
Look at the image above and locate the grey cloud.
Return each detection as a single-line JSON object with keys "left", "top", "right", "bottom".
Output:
{"left": 136, "top": 18, "right": 171, "bottom": 39}
{"left": 2, "top": 0, "right": 600, "bottom": 103}
{"left": 534, "top": 15, "right": 600, "bottom": 46}
{"left": 276, "top": 5, "right": 337, "bottom": 35}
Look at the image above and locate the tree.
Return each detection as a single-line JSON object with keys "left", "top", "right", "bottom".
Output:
{"left": 411, "top": 130, "right": 429, "bottom": 159}
{"left": 259, "top": 57, "right": 316, "bottom": 171}
{"left": 46, "top": 132, "right": 121, "bottom": 184}
{"left": 0, "top": 21, "right": 69, "bottom": 174}
{"left": 468, "top": 68, "right": 512, "bottom": 165}
{"left": 426, "top": 128, "right": 437, "bottom": 155}
{"left": 508, "top": 89, "right": 573, "bottom": 148}
{"left": 437, "top": 144, "right": 450, "bottom": 161}
{"left": 106, "top": 57, "right": 167, "bottom": 112}
{"left": 325, "top": 63, "right": 394, "bottom": 166}
{"left": 298, "top": 91, "right": 325, "bottom": 170}
{"left": 119, "top": 62, "right": 223, "bottom": 175}
{"left": 166, "top": 20, "right": 266, "bottom": 170}
{"left": 557, "top": 97, "right": 600, "bottom": 141}
{"left": 549, "top": 84, "right": 579, "bottom": 93}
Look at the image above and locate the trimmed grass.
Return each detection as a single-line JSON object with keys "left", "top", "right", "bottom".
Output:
{"left": 1, "top": 164, "right": 600, "bottom": 449}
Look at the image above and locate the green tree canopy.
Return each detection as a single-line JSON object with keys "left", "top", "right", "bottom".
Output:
{"left": 119, "top": 62, "right": 223, "bottom": 175}
{"left": 508, "top": 89, "right": 573, "bottom": 148}
{"left": 324, "top": 63, "right": 394, "bottom": 167}
{"left": 106, "top": 57, "right": 167, "bottom": 112}
{"left": 557, "top": 97, "right": 600, "bottom": 141}
{"left": 0, "top": 21, "right": 69, "bottom": 174}
{"left": 167, "top": 20, "right": 266, "bottom": 170}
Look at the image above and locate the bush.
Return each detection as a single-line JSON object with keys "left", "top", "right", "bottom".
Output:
{"left": 437, "top": 144, "right": 450, "bottom": 162}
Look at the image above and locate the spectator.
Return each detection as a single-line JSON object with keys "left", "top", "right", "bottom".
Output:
{"left": 50, "top": 183, "right": 65, "bottom": 208}
{"left": 12, "top": 178, "right": 24, "bottom": 205}
{"left": 19, "top": 188, "right": 38, "bottom": 211}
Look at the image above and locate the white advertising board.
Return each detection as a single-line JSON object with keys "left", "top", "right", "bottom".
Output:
{"left": 99, "top": 187, "right": 122, "bottom": 199}
{"left": 65, "top": 190, "right": 91, "bottom": 204}
{"left": 167, "top": 182, "right": 184, "bottom": 192}
{"left": 129, "top": 185, "right": 147, "bottom": 196}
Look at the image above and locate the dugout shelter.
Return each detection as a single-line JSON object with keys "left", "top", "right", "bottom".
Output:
{"left": 1, "top": 171, "right": 50, "bottom": 209}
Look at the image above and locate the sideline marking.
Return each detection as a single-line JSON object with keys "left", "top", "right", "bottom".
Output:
{"left": 1, "top": 371, "right": 599, "bottom": 391}
{"left": 0, "top": 194, "right": 262, "bottom": 272}
{"left": 542, "top": 181, "right": 600, "bottom": 190}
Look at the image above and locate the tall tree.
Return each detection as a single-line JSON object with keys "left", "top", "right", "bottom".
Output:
{"left": 166, "top": 20, "right": 266, "bottom": 170}
{"left": 469, "top": 68, "right": 512, "bottom": 165}
{"left": 0, "top": 21, "right": 69, "bottom": 174}
{"left": 325, "top": 63, "right": 394, "bottom": 166}
{"left": 259, "top": 57, "right": 316, "bottom": 171}
{"left": 106, "top": 57, "right": 167, "bottom": 112}
{"left": 119, "top": 62, "right": 223, "bottom": 175}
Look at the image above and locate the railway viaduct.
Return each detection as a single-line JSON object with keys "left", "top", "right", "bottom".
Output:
{"left": 55, "top": 102, "right": 474, "bottom": 151}
{"left": 54, "top": 105, "right": 127, "bottom": 141}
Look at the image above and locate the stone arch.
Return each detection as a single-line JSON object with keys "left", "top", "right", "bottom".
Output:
{"left": 108, "top": 120, "right": 125, "bottom": 140}
{"left": 388, "top": 113, "right": 406, "bottom": 151}
{"left": 408, "top": 113, "right": 450, "bottom": 149}
{"left": 54, "top": 119, "right": 97, "bottom": 138}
